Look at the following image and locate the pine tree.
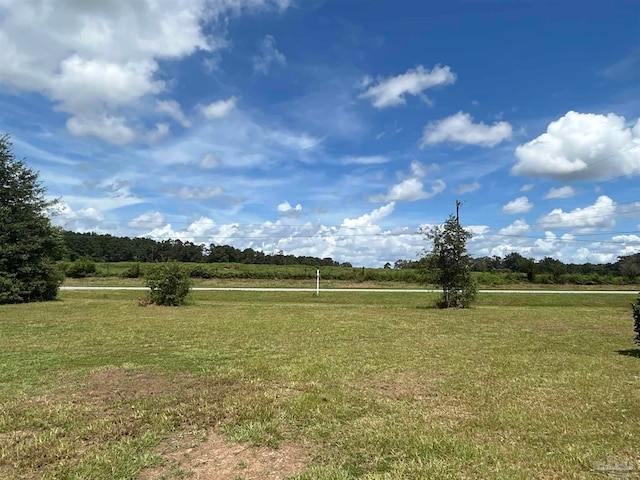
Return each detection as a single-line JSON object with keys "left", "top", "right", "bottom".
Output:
{"left": 0, "top": 134, "right": 65, "bottom": 304}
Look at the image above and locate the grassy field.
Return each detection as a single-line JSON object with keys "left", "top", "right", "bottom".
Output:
{"left": 1, "top": 290, "right": 639, "bottom": 479}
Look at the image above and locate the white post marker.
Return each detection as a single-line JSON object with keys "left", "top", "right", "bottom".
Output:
{"left": 316, "top": 269, "right": 320, "bottom": 296}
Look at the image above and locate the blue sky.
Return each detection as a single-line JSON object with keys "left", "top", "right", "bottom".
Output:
{"left": 1, "top": 0, "right": 638, "bottom": 266}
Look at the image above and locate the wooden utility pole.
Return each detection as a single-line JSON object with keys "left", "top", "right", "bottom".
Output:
{"left": 456, "top": 199, "right": 462, "bottom": 225}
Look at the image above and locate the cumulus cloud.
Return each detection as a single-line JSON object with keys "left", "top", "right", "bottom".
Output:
{"left": 544, "top": 186, "right": 576, "bottom": 199}
{"left": 199, "top": 96, "right": 237, "bottom": 119}
{"left": 48, "top": 201, "right": 108, "bottom": 232}
{"left": 502, "top": 196, "right": 533, "bottom": 214}
{"left": 371, "top": 178, "right": 446, "bottom": 202}
{"left": 370, "top": 160, "right": 445, "bottom": 203}
{"left": 359, "top": 64, "right": 456, "bottom": 109}
{"left": 421, "top": 111, "right": 513, "bottom": 147}
{"left": 512, "top": 111, "right": 640, "bottom": 181}
{"left": 537, "top": 195, "right": 616, "bottom": 231}
{"left": 0, "top": 0, "right": 290, "bottom": 143}
{"left": 499, "top": 219, "right": 530, "bottom": 236}
{"left": 342, "top": 202, "right": 395, "bottom": 228}
{"left": 277, "top": 200, "right": 302, "bottom": 218}
{"left": 253, "top": 35, "right": 286, "bottom": 74}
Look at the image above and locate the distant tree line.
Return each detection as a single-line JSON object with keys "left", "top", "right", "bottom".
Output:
{"left": 63, "top": 231, "right": 639, "bottom": 282}
{"left": 394, "top": 251, "right": 640, "bottom": 282}
{"left": 63, "top": 231, "right": 341, "bottom": 266}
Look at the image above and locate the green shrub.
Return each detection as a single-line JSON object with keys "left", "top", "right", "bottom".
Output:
{"left": 633, "top": 293, "right": 640, "bottom": 345}
{"left": 145, "top": 262, "right": 192, "bottom": 306}
{"left": 66, "top": 256, "right": 97, "bottom": 278}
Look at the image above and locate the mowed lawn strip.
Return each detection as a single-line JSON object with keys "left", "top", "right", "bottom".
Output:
{"left": 0, "top": 291, "right": 638, "bottom": 479}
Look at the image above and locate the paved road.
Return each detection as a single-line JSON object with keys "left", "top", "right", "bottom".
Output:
{"left": 60, "top": 286, "right": 637, "bottom": 294}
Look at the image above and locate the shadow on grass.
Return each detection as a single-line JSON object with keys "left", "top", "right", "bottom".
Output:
{"left": 617, "top": 349, "right": 640, "bottom": 359}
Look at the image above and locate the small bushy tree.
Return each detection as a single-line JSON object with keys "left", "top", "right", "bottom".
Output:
{"left": 633, "top": 293, "right": 640, "bottom": 345}
{"left": 66, "top": 256, "right": 97, "bottom": 278}
{"left": 420, "top": 207, "right": 477, "bottom": 308}
{"left": 0, "top": 134, "right": 65, "bottom": 304}
{"left": 145, "top": 262, "right": 192, "bottom": 306}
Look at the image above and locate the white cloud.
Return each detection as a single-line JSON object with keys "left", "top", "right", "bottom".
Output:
{"left": 574, "top": 248, "right": 616, "bottom": 264}
{"left": 277, "top": 201, "right": 302, "bottom": 218}
{"left": 0, "top": 0, "right": 291, "bottom": 143}
{"left": 49, "top": 201, "right": 105, "bottom": 232}
{"left": 359, "top": 64, "right": 456, "bottom": 109}
{"left": 199, "top": 96, "right": 237, "bottom": 119}
{"left": 128, "top": 211, "right": 166, "bottom": 229}
{"left": 0, "top": 0, "right": 212, "bottom": 142}
{"left": 371, "top": 178, "right": 446, "bottom": 203}
{"left": 537, "top": 195, "right": 616, "bottom": 231}
{"left": 421, "top": 111, "right": 513, "bottom": 148}
{"left": 342, "top": 202, "right": 395, "bottom": 228}
{"left": 499, "top": 219, "right": 530, "bottom": 236}
{"left": 341, "top": 155, "right": 389, "bottom": 165}
{"left": 253, "top": 35, "right": 286, "bottom": 74}
{"left": 512, "top": 111, "right": 640, "bottom": 181}
{"left": 410, "top": 161, "right": 439, "bottom": 178}
{"left": 157, "top": 100, "right": 191, "bottom": 127}
{"left": 544, "top": 186, "right": 576, "bottom": 199}
{"left": 456, "top": 182, "right": 480, "bottom": 194}
{"left": 612, "top": 234, "right": 640, "bottom": 243}
{"left": 502, "top": 196, "right": 533, "bottom": 214}
{"left": 172, "top": 186, "right": 224, "bottom": 199}
{"left": 200, "top": 153, "right": 222, "bottom": 169}
{"left": 520, "top": 184, "right": 534, "bottom": 192}
{"left": 532, "top": 231, "right": 559, "bottom": 256}
{"left": 66, "top": 114, "right": 137, "bottom": 145}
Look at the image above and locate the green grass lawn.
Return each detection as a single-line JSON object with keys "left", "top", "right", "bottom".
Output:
{"left": 1, "top": 291, "right": 639, "bottom": 479}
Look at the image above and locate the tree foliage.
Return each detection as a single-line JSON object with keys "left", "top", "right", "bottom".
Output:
{"left": 421, "top": 213, "right": 477, "bottom": 308}
{"left": 0, "top": 134, "right": 64, "bottom": 304}
{"left": 145, "top": 262, "right": 192, "bottom": 306}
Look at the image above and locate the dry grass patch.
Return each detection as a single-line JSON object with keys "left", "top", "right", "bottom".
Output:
{"left": 358, "top": 370, "right": 475, "bottom": 431}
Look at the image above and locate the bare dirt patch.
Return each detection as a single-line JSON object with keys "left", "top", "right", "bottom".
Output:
{"left": 139, "top": 429, "right": 310, "bottom": 480}
{"left": 0, "top": 368, "right": 256, "bottom": 479}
